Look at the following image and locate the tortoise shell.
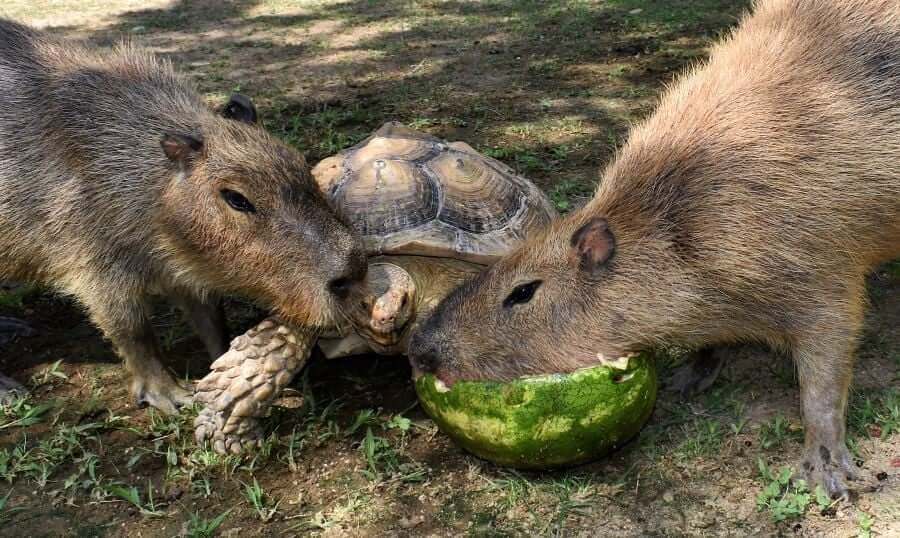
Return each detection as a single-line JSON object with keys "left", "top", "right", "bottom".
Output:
{"left": 311, "top": 122, "right": 557, "bottom": 264}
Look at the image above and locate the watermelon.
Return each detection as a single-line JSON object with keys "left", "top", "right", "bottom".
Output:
{"left": 413, "top": 353, "right": 657, "bottom": 469}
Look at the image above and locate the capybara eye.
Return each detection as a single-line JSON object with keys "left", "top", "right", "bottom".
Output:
{"left": 502, "top": 280, "right": 542, "bottom": 308}
{"left": 220, "top": 189, "right": 256, "bottom": 213}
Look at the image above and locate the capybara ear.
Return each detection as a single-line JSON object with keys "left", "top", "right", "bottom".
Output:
{"left": 221, "top": 93, "right": 258, "bottom": 124}
{"left": 570, "top": 217, "right": 615, "bottom": 277}
{"left": 160, "top": 132, "right": 204, "bottom": 167}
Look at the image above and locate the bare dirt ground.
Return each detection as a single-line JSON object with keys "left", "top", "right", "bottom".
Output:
{"left": 0, "top": 1, "right": 897, "bottom": 536}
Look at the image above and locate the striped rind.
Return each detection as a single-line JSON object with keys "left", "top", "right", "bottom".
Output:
{"left": 414, "top": 354, "right": 657, "bottom": 469}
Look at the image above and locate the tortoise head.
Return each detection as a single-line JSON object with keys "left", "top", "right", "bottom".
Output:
{"left": 348, "top": 262, "right": 418, "bottom": 352}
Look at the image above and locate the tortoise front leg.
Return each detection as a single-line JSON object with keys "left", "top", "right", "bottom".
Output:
{"left": 194, "top": 318, "right": 317, "bottom": 454}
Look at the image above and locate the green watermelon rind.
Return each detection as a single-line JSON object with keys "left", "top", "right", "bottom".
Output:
{"left": 414, "top": 353, "right": 657, "bottom": 469}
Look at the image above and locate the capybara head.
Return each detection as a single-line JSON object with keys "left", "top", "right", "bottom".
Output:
{"left": 408, "top": 208, "right": 692, "bottom": 384}
{"left": 157, "top": 95, "right": 367, "bottom": 327}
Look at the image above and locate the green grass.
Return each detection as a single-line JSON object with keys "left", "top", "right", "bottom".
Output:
{"left": 849, "top": 388, "right": 900, "bottom": 440}
{"left": 755, "top": 459, "right": 831, "bottom": 522}
{"left": 241, "top": 477, "right": 279, "bottom": 522}
{"left": 0, "top": 395, "right": 56, "bottom": 430}
{"left": 103, "top": 480, "right": 165, "bottom": 517}
{"left": 184, "top": 510, "right": 231, "bottom": 538}
{"left": 757, "top": 415, "right": 802, "bottom": 450}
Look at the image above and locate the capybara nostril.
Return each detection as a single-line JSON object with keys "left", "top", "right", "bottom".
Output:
{"left": 327, "top": 257, "right": 367, "bottom": 300}
{"left": 327, "top": 276, "right": 353, "bottom": 299}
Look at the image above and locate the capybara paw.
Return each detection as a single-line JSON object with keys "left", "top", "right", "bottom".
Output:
{"left": 800, "top": 443, "right": 858, "bottom": 500}
{"left": 194, "top": 406, "right": 262, "bottom": 454}
{"left": 0, "top": 374, "right": 27, "bottom": 405}
{"left": 132, "top": 375, "right": 193, "bottom": 415}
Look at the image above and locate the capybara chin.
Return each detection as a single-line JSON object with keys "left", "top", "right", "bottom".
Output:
{"left": 409, "top": 0, "right": 900, "bottom": 498}
{"left": 0, "top": 20, "right": 367, "bottom": 413}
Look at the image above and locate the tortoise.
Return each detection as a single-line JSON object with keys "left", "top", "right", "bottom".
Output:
{"left": 193, "top": 122, "right": 557, "bottom": 454}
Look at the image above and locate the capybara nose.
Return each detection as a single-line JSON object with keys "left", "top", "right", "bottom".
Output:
{"left": 409, "top": 344, "right": 439, "bottom": 374}
{"left": 327, "top": 247, "right": 367, "bottom": 300}
{"left": 408, "top": 329, "right": 445, "bottom": 374}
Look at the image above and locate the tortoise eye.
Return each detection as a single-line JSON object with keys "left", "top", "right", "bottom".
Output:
{"left": 221, "top": 189, "right": 256, "bottom": 213}
{"left": 503, "top": 280, "right": 542, "bottom": 308}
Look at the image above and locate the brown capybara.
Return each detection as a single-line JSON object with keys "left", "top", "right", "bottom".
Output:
{"left": 409, "top": 0, "right": 900, "bottom": 498}
{"left": 0, "top": 20, "right": 367, "bottom": 412}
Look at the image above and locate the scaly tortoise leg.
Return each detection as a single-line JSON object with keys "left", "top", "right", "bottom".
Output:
{"left": 193, "top": 318, "right": 317, "bottom": 454}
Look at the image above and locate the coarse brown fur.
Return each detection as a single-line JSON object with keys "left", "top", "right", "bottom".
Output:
{"left": 409, "top": 0, "right": 900, "bottom": 497}
{"left": 0, "top": 20, "right": 366, "bottom": 412}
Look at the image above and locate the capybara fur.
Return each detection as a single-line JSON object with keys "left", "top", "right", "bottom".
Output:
{"left": 410, "top": 0, "right": 900, "bottom": 498}
{"left": 0, "top": 20, "right": 366, "bottom": 413}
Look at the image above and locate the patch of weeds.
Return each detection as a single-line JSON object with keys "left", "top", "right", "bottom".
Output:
{"left": 103, "top": 480, "right": 165, "bottom": 517}
{"left": 857, "top": 511, "right": 874, "bottom": 538}
{"left": 30, "top": 359, "right": 68, "bottom": 387}
{"left": 242, "top": 477, "right": 279, "bottom": 522}
{"left": 356, "top": 414, "right": 426, "bottom": 483}
{"left": 184, "top": 509, "right": 231, "bottom": 538}
{"left": 849, "top": 388, "right": 899, "bottom": 440}
{"left": 345, "top": 408, "right": 379, "bottom": 437}
{"left": 306, "top": 491, "right": 370, "bottom": 531}
{"left": 0, "top": 283, "right": 40, "bottom": 309}
{"left": 0, "top": 395, "right": 56, "bottom": 430}
{"left": 758, "top": 415, "right": 802, "bottom": 449}
{"left": 266, "top": 102, "right": 374, "bottom": 161}
{"left": 756, "top": 459, "right": 830, "bottom": 522}
{"left": 675, "top": 418, "right": 723, "bottom": 460}
{"left": 483, "top": 145, "right": 546, "bottom": 174}
{"left": 359, "top": 426, "right": 399, "bottom": 480}
{"left": 0, "top": 420, "right": 111, "bottom": 487}
{"left": 548, "top": 178, "right": 595, "bottom": 212}
{"left": 484, "top": 470, "right": 534, "bottom": 509}
{"left": 544, "top": 475, "right": 596, "bottom": 534}
{"left": 0, "top": 489, "right": 22, "bottom": 523}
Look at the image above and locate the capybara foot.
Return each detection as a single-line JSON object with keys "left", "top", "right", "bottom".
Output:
{"left": 0, "top": 374, "right": 27, "bottom": 405}
{"left": 666, "top": 348, "right": 724, "bottom": 399}
{"left": 131, "top": 374, "right": 193, "bottom": 415}
{"left": 193, "top": 318, "right": 316, "bottom": 454}
{"left": 800, "top": 442, "right": 858, "bottom": 500}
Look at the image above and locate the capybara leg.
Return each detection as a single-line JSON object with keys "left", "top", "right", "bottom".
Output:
{"left": 194, "top": 318, "right": 316, "bottom": 454}
{"left": 173, "top": 294, "right": 228, "bottom": 359}
{"left": 795, "top": 316, "right": 861, "bottom": 500}
{"left": 87, "top": 296, "right": 192, "bottom": 414}
{"left": 666, "top": 347, "right": 725, "bottom": 398}
{"left": 0, "top": 317, "right": 35, "bottom": 403}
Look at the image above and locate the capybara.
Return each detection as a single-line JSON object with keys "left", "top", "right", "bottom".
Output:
{"left": 409, "top": 0, "right": 900, "bottom": 497}
{"left": 0, "top": 20, "right": 367, "bottom": 412}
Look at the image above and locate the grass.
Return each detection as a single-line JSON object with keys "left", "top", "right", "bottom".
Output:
{"left": 184, "top": 509, "right": 231, "bottom": 538}
{"left": 755, "top": 459, "right": 831, "bottom": 523}
{"left": 103, "top": 480, "right": 165, "bottom": 517}
{"left": 0, "top": 395, "right": 56, "bottom": 430}
{"left": 848, "top": 387, "right": 900, "bottom": 441}
{"left": 757, "top": 415, "right": 802, "bottom": 450}
{"left": 242, "top": 478, "right": 279, "bottom": 522}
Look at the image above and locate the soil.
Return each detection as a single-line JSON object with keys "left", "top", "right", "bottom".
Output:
{"left": 0, "top": 1, "right": 897, "bottom": 536}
